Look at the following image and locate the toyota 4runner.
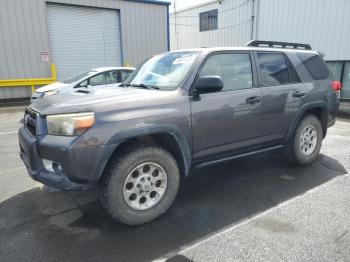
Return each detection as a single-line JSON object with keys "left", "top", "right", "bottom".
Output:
{"left": 19, "top": 40, "right": 341, "bottom": 225}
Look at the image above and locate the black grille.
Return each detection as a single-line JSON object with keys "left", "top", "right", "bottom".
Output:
{"left": 24, "top": 108, "right": 37, "bottom": 136}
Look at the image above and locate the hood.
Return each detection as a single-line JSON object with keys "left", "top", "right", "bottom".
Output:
{"left": 30, "top": 87, "right": 171, "bottom": 115}
{"left": 35, "top": 82, "right": 71, "bottom": 93}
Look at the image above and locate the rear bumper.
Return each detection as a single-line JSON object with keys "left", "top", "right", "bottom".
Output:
{"left": 19, "top": 127, "right": 91, "bottom": 190}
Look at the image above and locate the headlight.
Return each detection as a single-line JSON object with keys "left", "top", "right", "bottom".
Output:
{"left": 47, "top": 112, "right": 95, "bottom": 136}
{"left": 43, "top": 90, "right": 59, "bottom": 97}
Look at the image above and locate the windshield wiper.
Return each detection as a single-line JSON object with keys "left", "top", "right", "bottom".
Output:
{"left": 124, "top": 83, "right": 159, "bottom": 90}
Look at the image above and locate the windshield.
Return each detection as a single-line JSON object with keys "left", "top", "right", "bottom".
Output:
{"left": 127, "top": 51, "right": 200, "bottom": 90}
{"left": 63, "top": 70, "right": 98, "bottom": 84}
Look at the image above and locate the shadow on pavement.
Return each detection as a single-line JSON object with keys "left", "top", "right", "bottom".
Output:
{"left": 165, "top": 254, "right": 194, "bottom": 262}
{"left": 0, "top": 152, "right": 347, "bottom": 262}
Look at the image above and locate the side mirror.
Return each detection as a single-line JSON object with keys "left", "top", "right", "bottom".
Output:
{"left": 195, "top": 76, "right": 224, "bottom": 94}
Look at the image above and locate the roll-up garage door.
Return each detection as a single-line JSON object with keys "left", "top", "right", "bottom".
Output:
{"left": 47, "top": 3, "right": 122, "bottom": 80}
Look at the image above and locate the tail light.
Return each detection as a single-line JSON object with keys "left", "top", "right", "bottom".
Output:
{"left": 331, "top": 81, "right": 342, "bottom": 91}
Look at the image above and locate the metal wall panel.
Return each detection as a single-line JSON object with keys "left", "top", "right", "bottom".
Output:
{"left": 170, "top": 0, "right": 253, "bottom": 50}
{"left": 170, "top": 0, "right": 350, "bottom": 62}
{"left": 255, "top": 0, "right": 350, "bottom": 61}
{"left": 0, "top": 0, "right": 168, "bottom": 99}
{"left": 0, "top": 0, "right": 52, "bottom": 79}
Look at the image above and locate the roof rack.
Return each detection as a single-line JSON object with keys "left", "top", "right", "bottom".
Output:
{"left": 246, "top": 40, "right": 312, "bottom": 50}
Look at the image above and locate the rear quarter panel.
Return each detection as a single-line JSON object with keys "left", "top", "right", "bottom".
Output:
{"left": 285, "top": 52, "right": 339, "bottom": 139}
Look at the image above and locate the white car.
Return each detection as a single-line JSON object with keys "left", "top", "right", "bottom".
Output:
{"left": 31, "top": 67, "right": 135, "bottom": 102}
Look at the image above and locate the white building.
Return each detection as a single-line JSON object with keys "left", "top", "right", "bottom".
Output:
{"left": 170, "top": 0, "right": 350, "bottom": 99}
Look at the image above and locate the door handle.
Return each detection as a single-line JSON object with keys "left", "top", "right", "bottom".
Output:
{"left": 292, "top": 90, "right": 306, "bottom": 98}
{"left": 246, "top": 96, "right": 261, "bottom": 105}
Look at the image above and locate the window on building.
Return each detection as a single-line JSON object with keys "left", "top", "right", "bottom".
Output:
{"left": 199, "top": 53, "right": 253, "bottom": 91}
{"left": 199, "top": 9, "right": 218, "bottom": 32}
{"left": 257, "top": 52, "right": 291, "bottom": 85}
{"left": 296, "top": 53, "right": 329, "bottom": 80}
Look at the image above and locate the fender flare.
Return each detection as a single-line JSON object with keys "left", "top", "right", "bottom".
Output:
{"left": 105, "top": 124, "right": 192, "bottom": 178}
{"left": 285, "top": 101, "right": 328, "bottom": 142}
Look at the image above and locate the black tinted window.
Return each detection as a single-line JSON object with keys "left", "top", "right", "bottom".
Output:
{"left": 288, "top": 60, "right": 300, "bottom": 83}
{"left": 296, "top": 53, "right": 329, "bottom": 80}
{"left": 257, "top": 53, "right": 290, "bottom": 85}
{"left": 199, "top": 53, "right": 253, "bottom": 91}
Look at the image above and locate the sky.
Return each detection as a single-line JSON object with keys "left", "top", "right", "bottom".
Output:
{"left": 168, "top": 0, "right": 206, "bottom": 12}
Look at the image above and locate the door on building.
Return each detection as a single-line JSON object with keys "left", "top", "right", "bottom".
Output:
{"left": 47, "top": 3, "right": 122, "bottom": 81}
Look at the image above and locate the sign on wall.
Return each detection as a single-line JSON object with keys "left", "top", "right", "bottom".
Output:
{"left": 40, "top": 51, "right": 49, "bottom": 63}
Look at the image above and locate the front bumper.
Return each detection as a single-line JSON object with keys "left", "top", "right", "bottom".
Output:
{"left": 18, "top": 127, "right": 91, "bottom": 190}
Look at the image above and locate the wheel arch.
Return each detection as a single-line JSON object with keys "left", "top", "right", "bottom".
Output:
{"left": 286, "top": 102, "right": 329, "bottom": 141}
{"left": 98, "top": 125, "right": 191, "bottom": 182}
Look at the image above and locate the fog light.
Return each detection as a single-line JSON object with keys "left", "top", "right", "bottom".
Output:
{"left": 42, "top": 159, "right": 62, "bottom": 173}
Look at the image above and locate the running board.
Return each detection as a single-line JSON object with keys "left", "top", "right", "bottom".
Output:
{"left": 194, "top": 145, "right": 283, "bottom": 169}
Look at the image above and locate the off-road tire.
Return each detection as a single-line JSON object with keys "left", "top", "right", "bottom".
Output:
{"left": 100, "top": 144, "right": 180, "bottom": 225}
{"left": 284, "top": 114, "right": 323, "bottom": 166}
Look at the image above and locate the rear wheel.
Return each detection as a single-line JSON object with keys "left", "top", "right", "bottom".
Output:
{"left": 100, "top": 144, "right": 180, "bottom": 225}
{"left": 284, "top": 115, "right": 323, "bottom": 166}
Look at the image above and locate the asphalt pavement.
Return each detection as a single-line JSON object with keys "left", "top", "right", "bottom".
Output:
{"left": 0, "top": 106, "right": 349, "bottom": 262}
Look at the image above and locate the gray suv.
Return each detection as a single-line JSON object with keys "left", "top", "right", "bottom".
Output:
{"left": 19, "top": 41, "right": 341, "bottom": 225}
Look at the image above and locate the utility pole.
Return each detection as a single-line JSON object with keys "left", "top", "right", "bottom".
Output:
{"left": 174, "top": 0, "right": 179, "bottom": 49}
{"left": 250, "top": 0, "right": 255, "bottom": 40}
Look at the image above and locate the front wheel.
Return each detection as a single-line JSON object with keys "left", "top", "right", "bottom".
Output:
{"left": 284, "top": 115, "right": 323, "bottom": 166}
{"left": 100, "top": 144, "right": 180, "bottom": 225}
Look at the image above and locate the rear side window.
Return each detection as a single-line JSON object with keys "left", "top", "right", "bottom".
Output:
{"left": 287, "top": 61, "right": 300, "bottom": 83}
{"left": 199, "top": 53, "right": 253, "bottom": 91}
{"left": 257, "top": 52, "right": 298, "bottom": 86}
{"left": 296, "top": 53, "right": 329, "bottom": 80}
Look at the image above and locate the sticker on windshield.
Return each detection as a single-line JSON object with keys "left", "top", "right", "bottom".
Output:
{"left": 173, "top": 55, "right": 196, "bottom": 65}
